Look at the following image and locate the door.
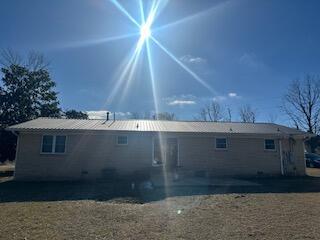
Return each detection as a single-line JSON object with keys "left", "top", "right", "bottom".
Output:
{"left": 165, "top": 138, "right": 178, "bottom": 170}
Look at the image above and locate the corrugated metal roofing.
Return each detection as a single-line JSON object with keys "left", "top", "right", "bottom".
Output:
{"left": 6, "top": 117, "right": 309, "bottom": 136}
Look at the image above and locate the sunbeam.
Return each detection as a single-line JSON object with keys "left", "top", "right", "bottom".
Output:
{"left": 146, "top": 40, "right": 158, "bottom": 113}
{"left": 106, "top": 43, "right": 142, "bottom": 105}
{"left": 153, "top": 0, "right": 231, "bottom": 32}
{"left": 106, "top": 0, "right": 216, "bottom": 110}
{"left": 139, "top": 0, "right": 146, "bottom": 24}
{"left": 120, "top": 44, "right": 144, "bottom": 103}
{"left": 146, "top": 38, "right": 170, "bottom": 198}
{"left": 104, "top": 0, "right": 218, "bottom": 204}
{"left": 109, "top": 0, "right": 141, "bottom": 27}
{"left": 151, "top": 36, "right": 216, "bottom": 94}
{"left": 136, "top": 0, "right": 159, "bottom": 49}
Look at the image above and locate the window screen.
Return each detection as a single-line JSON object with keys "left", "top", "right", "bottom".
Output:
{"left": 42, "top": 135, "right": 53, "bottom": 153}
{"left": 216, "top": 138, "right": 227, "bottom": 149}
{"left": 265, "top": 139, "right": 275, "bottom": 150}
{"left": 117, "top": 136, "right": 128, "bottom": 145}
{"left": 55, "top": 136, "right": 66, "bottom": 153}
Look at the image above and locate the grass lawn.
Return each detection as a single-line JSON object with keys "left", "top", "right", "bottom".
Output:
{"left": 1, "top": 178, "right": 320, "bottom": 240}
{"left": 306, "top": 167, "right": 320, "bottom": 177}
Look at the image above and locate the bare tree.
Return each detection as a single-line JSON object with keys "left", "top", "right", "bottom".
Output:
{"left": 0, "top": 48, "right": 22, "bottom": 67}
{"left": 268, "top": 113, "right": 278, "bottom": 123}
{"left": 198, "top": 108, "right": 208, "bottom": 121}
{"left": 0, "top": 48, "right": 49, "bottom": 71}
{"left": 153, "top": 112, "right": 176, "bottom": 121}
{"left": 130, "top": 112, "right": 141, "bottom": 119}
{"left": 26, "top": 50, "right": 50, "bottom": 71}
{"left": 282, "top": 75, "right": 320, "bottom": 134}
{"left": 197, "top": 100, "right": 225, "bottom": 122}
{"left": 239, "top": 105, "right": 257, "bottom": 123}
{"left": 226, "top": 107, "right": 232, "bottom": 122}
{"left": 130, "top": 111, "right": 153, "bottom": 119}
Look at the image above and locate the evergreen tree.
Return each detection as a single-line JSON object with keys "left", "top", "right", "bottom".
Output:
{"left": 0, "top": 60, "right": 61, "bottom": 162}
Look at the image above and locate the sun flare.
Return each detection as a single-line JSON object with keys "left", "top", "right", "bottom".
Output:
{"left": 140, "top": 23, "right": 151, "bottom": 40}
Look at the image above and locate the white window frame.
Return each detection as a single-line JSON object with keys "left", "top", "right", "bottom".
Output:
{"left": 116, "top": 135, "right": 128, "bottom": 145}
{"left": 40, "top": 135, "right": 67, "bottom": 154}
{"left": 215, "top": 137, "right": 228, "bottom": 150}
{"left": 264, "top": 139, "right": 276, "bottom": 151}
{"left": 151, "top": 136, "right": 180, "bottom": 167}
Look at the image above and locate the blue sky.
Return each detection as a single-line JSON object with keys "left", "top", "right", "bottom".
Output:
{"left": 1, "top": 0, "right": 320, "bottom": 123}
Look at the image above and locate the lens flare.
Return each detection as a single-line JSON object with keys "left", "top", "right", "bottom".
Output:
{"left": 140, "top": 23, "right": 151, "bottom": 40}
{"left": 109, "top": 0, "right": 140, "bottom": 27}
{"left": 107, "top": 0, "right": 218, "bottom": 202}
{"left": 107, "top": 0, "right": 216, "bottom": 105}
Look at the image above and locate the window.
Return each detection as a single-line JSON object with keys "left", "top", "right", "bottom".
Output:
{"left": 265, "top": 139, "right": 275, "bottom": 150}
{"left": 41, "top": 135, "right": 66, "bottom": 154}
{"left": 55, "top": 136, "right": 66, "bottom": 153}
{"left": 216, "top": 138, "right": 227, "bottom": 149}
{"left": 42, "top": 135, "right": 54, "bottom": 153}
{"left": 117, "top": 136, "right": 128, "bottom": 145}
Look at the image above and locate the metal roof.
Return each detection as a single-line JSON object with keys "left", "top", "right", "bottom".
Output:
{"left": 6, "top": 117, "right": 309, "bottom": 136}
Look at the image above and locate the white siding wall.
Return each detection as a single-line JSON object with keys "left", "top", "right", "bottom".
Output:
{"left": 14, "top": 131, "right": 306, "bottom": 180}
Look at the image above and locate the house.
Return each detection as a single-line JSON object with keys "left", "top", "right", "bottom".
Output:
{"left": 7, "top": 117, "right": 312, "bottom": 181}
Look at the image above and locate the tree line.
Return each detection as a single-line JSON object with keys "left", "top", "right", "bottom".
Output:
{"left": 195, "top": 102, "right": 258, "bottom": 123}
{"left": 193, "top": 74, "right": 320, "bottom": 137}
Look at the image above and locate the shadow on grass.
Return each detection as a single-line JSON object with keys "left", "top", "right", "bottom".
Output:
{"left": 1, "top": 177, "right": 320, "bottom": 204}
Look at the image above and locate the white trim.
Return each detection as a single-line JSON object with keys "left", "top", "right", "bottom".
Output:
{"left": 152, "top": 136, "right": 163, "bottom": 167}
{"left": 40, "top": 135, "right": 67, "bottom": 154}
{"left": 264, "top": 139, "right": 276, "bottom": 151}
{"left": 215, "top": 137, "right": 228, "bottom": 150}
{"left": 116, "top": 135, "right": 128, "bottom": 145}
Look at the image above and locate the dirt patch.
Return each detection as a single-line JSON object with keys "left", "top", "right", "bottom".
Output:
{"left": 0, "top": 192, "right": 320, "bottom": 240}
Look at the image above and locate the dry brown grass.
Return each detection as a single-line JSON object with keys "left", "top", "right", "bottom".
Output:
{"left": 0, "top": 163, "right": 14, "bottom": 172}
{"left": 306, "top": 167, "right": 320, "bottom": 177}
{"left": 1, "top": 192, "right": 320, "bottom": 240}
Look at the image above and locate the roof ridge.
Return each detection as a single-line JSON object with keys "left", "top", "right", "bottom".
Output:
{"left": 36, "top": 117, "right": 278, "bottom": 125}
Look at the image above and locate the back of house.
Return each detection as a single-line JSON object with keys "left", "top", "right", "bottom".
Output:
{"left": 7, "top": 118, "right": 311, "bottom": 181}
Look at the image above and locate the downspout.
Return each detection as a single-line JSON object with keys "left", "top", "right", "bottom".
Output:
{"left": 279, "top": 138, "right": 284, "bottom": 176}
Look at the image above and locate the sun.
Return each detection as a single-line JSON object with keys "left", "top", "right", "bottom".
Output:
{"left": 140, "top": 23, "right": 151, "bottom": 40}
